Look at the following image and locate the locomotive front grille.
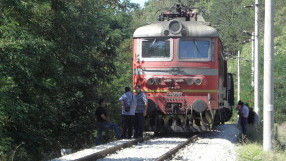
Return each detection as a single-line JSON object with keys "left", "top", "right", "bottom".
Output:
{"left": 166, "top": 103, "right": 182, "bottom": 108}
{"left": 166, "top": 103, "right": 183, "bottom": 114}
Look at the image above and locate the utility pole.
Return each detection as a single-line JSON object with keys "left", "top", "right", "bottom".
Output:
{"left": 237, "top": 51, "right": 240, "bottom": 102}
{"left": 251, "top": 32, "right": 255, "bottom": 87}
{"left": 263, "top": 0, "right": 274, "bottom": 151}
{"left": 244, "top": 0, "right": 261, "bottom": 125}
{"left": 254, "top": 0, "right": 260, "bottom": 124}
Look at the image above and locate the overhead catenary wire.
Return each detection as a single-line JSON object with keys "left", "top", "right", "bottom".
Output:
{"left": 201, "top": 9, "right": 253, "bottom": 36}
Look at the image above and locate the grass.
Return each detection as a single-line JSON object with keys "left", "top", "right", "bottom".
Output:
{"left": 237, "top": 122, "right": 286, "bottom": 161}
{"left": 238, "top": 143, "right": 286, "bottom": 161}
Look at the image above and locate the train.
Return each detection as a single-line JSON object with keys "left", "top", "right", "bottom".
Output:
{"left": 132, "top": 3, "right": 234, "bottom": 133}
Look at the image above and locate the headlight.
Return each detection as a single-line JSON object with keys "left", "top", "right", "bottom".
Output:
{"left": 187, "top": 78, "right": 194, "bottom": 85}
{"left": 155, "top": 78, "right": 162, "bottom": 85}
{"left": 164, "top": 79, "right": 173, "bottom": 83}
{"left": 176, "top": 79, "right": 185, "bottom": 83}
{"left": 195, "top": 78, "right": 202, "bottom": 85}
{"left": 147, "top": 78, "right": 155, "bottom": 85}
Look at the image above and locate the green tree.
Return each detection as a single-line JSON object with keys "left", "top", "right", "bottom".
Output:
{"left": 0, "top": 0, "right": 135, "bottom": 160}
{"left": 273, "top": 0, "right": 286, "bottom": 123}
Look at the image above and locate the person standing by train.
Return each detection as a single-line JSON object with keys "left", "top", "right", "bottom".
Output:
{"left": 237, "top": 100, "right": 249, "bottom": 136}
{"left": 119, "top": 87, "right": 137, "bottom": 139}
{"left": 95, "top": 98, "right": 121, "bottom": 145}
{"left": 134, "top": 85, "right": 148, "bottom": 138}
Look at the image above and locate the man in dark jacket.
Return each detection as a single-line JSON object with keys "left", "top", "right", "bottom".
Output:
{"left": 95, "top": 98, "right": 121, "bottom": 145}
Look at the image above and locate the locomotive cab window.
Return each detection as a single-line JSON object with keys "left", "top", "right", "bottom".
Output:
{"left": 179, "top": 39, "right": 212, "bottom": 61}
{"left": 138, "top": 38, "right": 173, "bottom": 61}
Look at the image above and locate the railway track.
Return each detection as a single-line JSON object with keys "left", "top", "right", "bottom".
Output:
{"left": 51, "top": 136, "right": 152, "bottom": 161}
{"left": 51, "top": 133, "right": 155, "bottom": 161}
{"left": 52, "top": 133, "right": 198, "bottom": 161}
{"left": 52, "top": 124, "right": 239, "bottom": 161}
{"left": 97, "top": 135, "right": 198, "bottom": 161}
{"left": 155, "top": 135, "right": 198, "bottom": 161}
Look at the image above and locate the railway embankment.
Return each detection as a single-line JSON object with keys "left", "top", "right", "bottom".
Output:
{"left": 52, "top": 124, "right": 242, "bottom": 161}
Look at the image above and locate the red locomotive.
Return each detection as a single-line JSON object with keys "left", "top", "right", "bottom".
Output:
{"left": 132, "top": 3, "right": 234, "bottom": 132}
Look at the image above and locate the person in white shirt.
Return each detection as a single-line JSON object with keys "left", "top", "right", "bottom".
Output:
{"left": 119, "top": 87, "right": 137, "bottom": 139}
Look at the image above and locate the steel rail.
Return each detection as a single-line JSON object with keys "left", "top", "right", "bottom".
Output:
{"left": 77, "top": 136, "right": 152, "bottom": 161}
{"left": 155, "top": 135, "right": 198, "bottom": 161}
{"left": 51, "top": 135, "right": 153, "bottom": 161}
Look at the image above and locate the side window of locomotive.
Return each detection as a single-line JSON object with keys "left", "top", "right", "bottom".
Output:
{"left": 140, "top": 38, "right": 173, "bottom": 61}
{"left": 179, "top": 40, "right": 211, "bottom": 61}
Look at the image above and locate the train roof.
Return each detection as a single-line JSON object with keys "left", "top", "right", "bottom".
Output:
{"left": 133, "top": 19, "right": 219, "bottom": 38}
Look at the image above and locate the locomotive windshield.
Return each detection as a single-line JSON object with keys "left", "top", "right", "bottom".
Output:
{"left": 179, "top": 39, "right": 211, "bottom": 61}
{"left": 141, "top": 38, "right": 170, "bottom": 58}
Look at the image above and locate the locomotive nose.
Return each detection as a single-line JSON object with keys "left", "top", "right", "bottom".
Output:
{"left": 192, "top": 99, "right": 208, "bottom": 113}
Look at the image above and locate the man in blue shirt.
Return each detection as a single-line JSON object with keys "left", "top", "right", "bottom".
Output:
{"left": 237, "top": 100, "right": 249, "bottom": 136}
{"left": 134, "top": 85, "right": 148, "bottom": 138}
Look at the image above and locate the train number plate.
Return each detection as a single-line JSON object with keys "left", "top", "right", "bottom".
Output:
{"left": 166, "top": 92, "right": 183, "bottom": 96}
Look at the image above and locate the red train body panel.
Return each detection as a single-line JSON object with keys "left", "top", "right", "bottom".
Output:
{"left": 132, "top": 4, "right": 234, "bottom": 132}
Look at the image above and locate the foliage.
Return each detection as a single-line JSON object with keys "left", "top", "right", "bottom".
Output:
{"left": 273, "top": 0, "right": 286, "bottom": 123}
{"left": 238, "top": 143, "right": 264, "bottom": 161}
{"left": 0, "top": 0, "right": 136, "bottom": 160}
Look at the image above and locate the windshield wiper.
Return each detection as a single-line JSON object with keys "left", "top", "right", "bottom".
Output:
{"left": 194, "top": 40, "right": 203, "bottom": 57}
{"left": 149, "top": 39, "right": 157, "bottom": 50}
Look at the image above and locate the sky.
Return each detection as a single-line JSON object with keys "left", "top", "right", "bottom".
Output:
{"left": 130, "top": 0, "right": 147, "bottom": 7}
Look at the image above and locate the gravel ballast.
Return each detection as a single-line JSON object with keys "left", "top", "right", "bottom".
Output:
{"left": 171, "top": 124, "right": 241, "bottom": 161}
{"left": 54, "top": 124, "right": 241, "bottom": 161}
